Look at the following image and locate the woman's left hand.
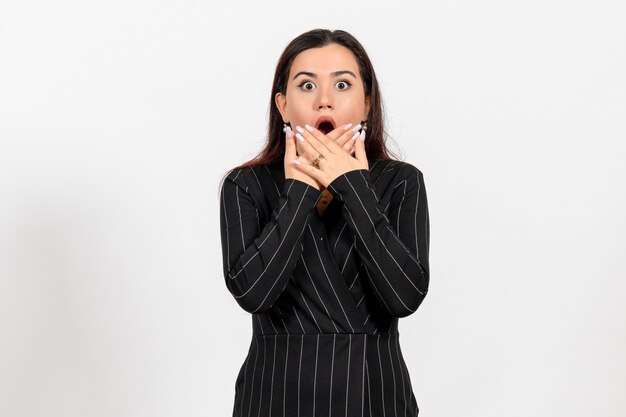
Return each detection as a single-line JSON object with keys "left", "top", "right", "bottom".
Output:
{"left": 292, "top": 124, "right": 368, "bottom": 188}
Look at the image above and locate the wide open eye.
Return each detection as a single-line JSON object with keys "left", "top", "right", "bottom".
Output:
{"left": 298, "top": 81, "right": 316, "bottom": 91}
{"left": 335, "top": 80, "right": 351, "bottom": 90}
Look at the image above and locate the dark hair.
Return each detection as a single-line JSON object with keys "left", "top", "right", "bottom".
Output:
{"left": 221, "top": 29, "right": 399, "bottom": 186}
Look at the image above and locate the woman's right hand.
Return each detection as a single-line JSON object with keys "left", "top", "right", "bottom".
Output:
{"left": 284, "top": 126, "right": 321, "bottom": 190}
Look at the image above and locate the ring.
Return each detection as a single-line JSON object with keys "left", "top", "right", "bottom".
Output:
{"left": 311, "top": 154, "right": 324, "bottom": 167}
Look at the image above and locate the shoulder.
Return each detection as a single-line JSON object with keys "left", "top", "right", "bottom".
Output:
{"left": 224, "top": 165, "right": 253, "bottom": 186}
{"left": 222, "top": 163, "right": 283, "bottom": 200}
{"left": 369, "top": 159, "right": 425, "bottom": 184}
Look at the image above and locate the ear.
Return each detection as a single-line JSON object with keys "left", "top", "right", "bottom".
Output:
{"left": 363, "top": 95, "right": 371, "bottom": 120}
{"left": 275, "top": 92, "right": 289, "bottom": 123}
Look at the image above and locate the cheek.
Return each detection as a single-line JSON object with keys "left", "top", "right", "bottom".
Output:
{"left": 288, "top": 111, "right": 309, "bottom": 127}
{"left": 340, "top": 96, "right": 367, "bottom": 118}
{"left": 285, "top": 96, "right": 310, "bottom": 121}
{"left": 294, "top": 112, "right": 318, "bottom": 128}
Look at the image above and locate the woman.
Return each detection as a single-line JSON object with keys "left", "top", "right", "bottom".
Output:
{"left": 220, "top": 29, "right": 430, "bottom": 417}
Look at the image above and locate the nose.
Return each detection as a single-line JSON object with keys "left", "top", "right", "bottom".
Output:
{"left": 318, "top": 99, "right": 333, "bottom": 110}
{"left": 316, "top": 87, "right": 333, "bottom": 110}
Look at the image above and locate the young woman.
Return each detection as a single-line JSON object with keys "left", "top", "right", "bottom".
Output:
{"left": 220, "top": 29, "right": 430, "bottom": 417}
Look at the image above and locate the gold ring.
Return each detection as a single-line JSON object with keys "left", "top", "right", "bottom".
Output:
{"left": 311, "top": 154, "right": 324, "bottom": 167}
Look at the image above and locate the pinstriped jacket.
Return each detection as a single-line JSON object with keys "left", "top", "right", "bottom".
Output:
{"left": 220, "top": 158, "right": 430, "bottom": 417}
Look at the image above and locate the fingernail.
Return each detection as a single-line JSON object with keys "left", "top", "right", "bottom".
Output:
{"left": 295, "top": 125, "right": 305, "bottom": 134}
{"left": 284, "top": 126, "right": 292, "bottom": 137}
{"left": 305, "top": 124, "right": 314, "bottom": 132}
{"left": 352, "top": 124, "right": 362, "bottom": 132}
{"left": 360, "top": 131, "right": 366, "bottom": 141}
{"left": 343, "top": 123, "right": 353, "bottom": 130}
{"left": 293, "top": 159, "right": 302, "bottom": 165}
{"left": 351, "top": 131, "right": 359, "bottom": 141}
{"left": 350, "top": 147, "right": 355, "bottom": 155}
{"left": 295, "top": 133, "right": 305, "bottom": 142}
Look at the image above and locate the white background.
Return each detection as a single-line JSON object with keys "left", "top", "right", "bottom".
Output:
{"left": 1, "top": 1, "right": 625, "bottom": 416}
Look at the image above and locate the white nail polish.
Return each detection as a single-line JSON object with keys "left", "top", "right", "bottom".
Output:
{"left": 343, "top": 123, "right": 353, "bottom": 130}
{"left": 284, "top": 126, "right": 292, "bottom": 137}
{"left": 352, "top": 124, "right": 362, "bottom": 132}
{"left": 296, "top": 133, "right": 305, "bottom": 142}
{"left": 305, "top": 124, "right": 314, "bottom": 132}
{"left": 295, "top": 125, "right": 305, "bottom": 134}
{"left": 360, "top": 131, "right": 366, "bottom": 141}
{"left": 351, "top": 131, "right": 359, "bottom": 141}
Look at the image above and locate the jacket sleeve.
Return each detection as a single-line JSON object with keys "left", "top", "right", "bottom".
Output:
{"left": 220, "top": 170, "right": 321, "bottom": 314}
{"left": 327, "top": 166, "right": 430, "bottom": 317}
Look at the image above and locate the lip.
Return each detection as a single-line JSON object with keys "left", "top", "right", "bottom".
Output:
{"left": 314, "top": 116, "right": 336, "bottom": 130}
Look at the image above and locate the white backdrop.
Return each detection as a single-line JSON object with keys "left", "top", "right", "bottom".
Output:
{"left": 1, "top": 1, "right": 625, "bottom": 416}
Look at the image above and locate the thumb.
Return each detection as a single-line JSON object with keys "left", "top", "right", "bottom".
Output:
{"left": 284, "top": 127, "right": 296, "bottom": 161}
{"left": 354, "top": 130, "right": 367, "bottom": 165}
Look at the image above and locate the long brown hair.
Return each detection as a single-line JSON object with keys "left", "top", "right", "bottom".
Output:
{"left": 220, "top": 29, "right": 400, "bottom": 187}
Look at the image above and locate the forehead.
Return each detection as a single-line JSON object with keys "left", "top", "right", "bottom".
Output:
{"left": 289, "top": 43, "right": 360, "bottom": 78}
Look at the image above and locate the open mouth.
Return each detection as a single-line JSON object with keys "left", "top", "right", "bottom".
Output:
{"left": 317, "top": 121, "right": 335, "bottom": 134}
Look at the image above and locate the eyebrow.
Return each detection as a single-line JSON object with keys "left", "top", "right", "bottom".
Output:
{"left": 292, "top": 70, "right": 357, "bottom": 80}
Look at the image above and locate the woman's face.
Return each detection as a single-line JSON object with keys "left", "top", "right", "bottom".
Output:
{"left": 275, "top": 43, "right": 370, "bottom": 135}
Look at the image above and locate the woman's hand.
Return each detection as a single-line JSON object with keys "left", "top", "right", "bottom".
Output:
{"left": 286, "top": 123, "right": 361, "bottom": 190}
{"left": 296, "top": 123, "right": 361, "bottom": 159}
{"left": 284, "top": 126, "right": 321, "bottom": 190}
{"left": 291, "top": 124, "right": 368, "bottom": 188}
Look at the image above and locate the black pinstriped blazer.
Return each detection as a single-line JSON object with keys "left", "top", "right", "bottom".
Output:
{"left": 220, "top": 158, "right": 430, "bottom": 417}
